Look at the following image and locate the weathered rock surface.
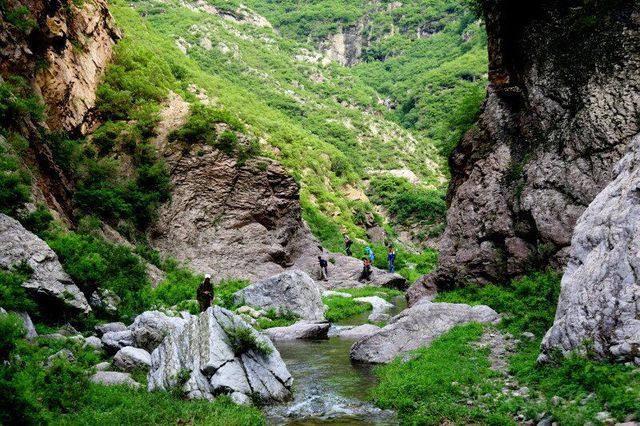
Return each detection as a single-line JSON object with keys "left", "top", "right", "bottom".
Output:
{"left": 129, "top": 310, "right": 186, "bottom": 352}
{"left": 353, "top": 296, "right": 393, "bottom": 323}
{"left": 95, "top": 361, "right": 111, "bottom": 371}
{"left": 95, "top": 322, "right": 127, "bottom": 337}
{"left": 409, "top": 1, "right": 640, "bottom": 302}
{"left": 234, "top": 270, "right": 325, "bottom": 321}
{"left": 322, "top": 290, "right": 352, "bottom": 298}
{"left": 101, "top": 330, "right": 134, "bottom": 354}
{"left": 263, "top": 321, "right": 330, "bottom": 340}
{"left": 90, "top": 371, "right": 140, "bottom": 389}
{"left": 148, "top": 306, "right": 293, "bottom": 402}
{"left": 337, "top": 324, "right": 381, "bottom": 340}
{"left": 15, "top": 311, "right": 38, "bottom": 340}
{"left": 350, "top": 301, "right": 499, "bottom": 363}
{"left": 113, "top": 346, "right": 152, "bottom": 371}
{"left": 45, "top": 349, "right": 75, "bottom": 367}
{"left": 540, "top": 137, "right": 640, "bottom": 362}
{"left": 84, "top": 336, "right": 102, "bottom": 350}
{"left": 89, "top": 288, "right": 121, "bottom": 316}
{"left": 0, "top": 214, "right": 90, "bottom": 314}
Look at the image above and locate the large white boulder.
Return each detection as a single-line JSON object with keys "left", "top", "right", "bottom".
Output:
{"left": 263, "top": 321, "right": 330, "bottom": 340}
{"left": 129, "top": 311, "right": 187, "bottom": 352}
{"left": 90, "top": 371, "right": 140, "bottom": 389}
{"left": 234, "top": 270, "right": 325, "bottom": 321}
{"left": 148, "top": 306, "right": 293, "bottom": 402}
{"left": 101, "top": 330, "right": 134, "bottom": 354}
{"left": 113, "top": 346, "right": 152, "bottom": 371}
{"left": 350, "top": 301, "right": 499, "bottom": 363}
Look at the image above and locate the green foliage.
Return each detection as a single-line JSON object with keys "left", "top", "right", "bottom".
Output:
{"left": 368, "top": 175, "right": 446, "bottom": 235}
{"left": 0, "top": 134, "right": 31, "bottom": 217}
{"left": 21, "top": 204, "right": 54, "bottom": 236}
{"left": 255, "top": 308, "right": 299, "bottom": 329}
{"left": 46, "top": 230, "right": 152, "bottom": 321}
{"left": 1, "top": 4, "right": 37, "bottom": 32}
{"left": 215, "top": 279, "right": 251, "bottom": 309}
{"left": 0, "top": 313, "right": 25, "bottom": 360}
{"left": 0, "top": 76, "right": 43, "bottom": 126}
{"left": 152, "top": 267, "right": 203, "bottom": 308}
{"left": 323, "top": 296, "right": 371, "bottom": 322}
{"left": 435, "top": 271, "right": 561, "bottom": 336}
{"left": 223, "top": 323, "right": 273, "bottom": 357}
{"left": 0, "top": 266, "right": 36, "bottom": 313}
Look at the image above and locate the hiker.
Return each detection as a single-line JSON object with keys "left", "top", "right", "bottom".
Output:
{"left": 197, "top": 274, "right": 214, "bottom": 312}
{"left": 365, "top": 246, "right": 375, "bottom": 263}
{"left": 318, "top": 246, "right": 329, "bottom": 281}
{"left": 359, "top": 257, "right": 372, "bottom": 282}
{"left": 387, "top": 246, "right": 396, "bottom": 273}
{"left": 344, "top": 234, "right": 353, "bottom": 256}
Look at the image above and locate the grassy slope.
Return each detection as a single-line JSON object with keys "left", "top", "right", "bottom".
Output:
{"left": 372, "top": 272, "right": 640, "bottom": 425}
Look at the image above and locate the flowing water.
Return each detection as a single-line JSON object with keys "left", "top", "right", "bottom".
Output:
{"left": 264, "top": 296, "right": 407, "bottom": 425}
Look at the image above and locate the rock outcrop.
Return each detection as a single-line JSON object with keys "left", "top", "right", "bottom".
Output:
{"left": 0, "top": 213, "right": 90, "bottom": 315}
{"left": 0, "top": 0, "right": 120, "bottom": 133}
{"left": 263, "top": 321, "right": 330, "bottom": 341}
{"left": 409, "top": 0, "right": 640, "bottom": 302}
{"left": 540, "top": 137, "right": 640, "bottom": 363}
{"left": 350, "top": 300, "right": 499, "bottom": 363}
{"left": 234, "top": 270, "right": 325, "bottom": 321}
{"left": 148, "top": 306, "right": 293, "bottom": 402}
{"left": 129, "top": 310, "right": 186, "bottom": 352}
{"left": 113, "top": 346, "right": 152, "bottom": 371}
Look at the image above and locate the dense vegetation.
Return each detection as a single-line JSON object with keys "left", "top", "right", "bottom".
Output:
{"left": 373, "top": 272, "right": 640, "bottom": 424}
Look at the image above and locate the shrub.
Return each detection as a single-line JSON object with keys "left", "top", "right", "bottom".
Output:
{"left": 21, "top": 204, "right": 54, "bottom": 236}
{"left": 0, "top": 313, "right": 25, "bottom": 360}
{"left": 0, "top": 76, "right": 44, "bottom": 126}
{"left": 223, "top": 324, "right": 273, "bottom": 357}
{"left": 0, "top": 266, "right": 36, "bottom": 313}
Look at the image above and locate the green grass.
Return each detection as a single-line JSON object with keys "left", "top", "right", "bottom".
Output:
{"left": 373, "top": 271, "right": 640, "bottom": 424}
{"left": 323, "top": 286, "right": 402, "bottom": 322}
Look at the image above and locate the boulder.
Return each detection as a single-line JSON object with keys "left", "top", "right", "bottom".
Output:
{"left": 322, "top": 290, "right": 352, "bottom": 298}
{"left": 353, "top": 296, "right": 393, "bottom": 323}
{"left": 95, "top": 322, "right": 127, "bottom": 337}
{"left": 84, "top": 336, "right": 103, "bottom": 350}
{"left": 90, "top": 371, "right": 140, "bottom": 389}
{"left": 113, "top": 346, "right": 152, "bottom": 371}
{"left": 101, "top": 330, "right": 134, "bottom": 354}
{"left": 540, "top": 137, "right": 640, "bottom": 363}
{"left": 263, "top": 321, "right": 330, "bottom": 340}
{"left": 95, "top": 361, "right": 111, "bottom": 371}
{"left": 15, "top": 311, "right": 37, "bottom": 340}
{"left": 129, "top": 311, "right": 187, "bottom": 352}
{"left": 234, "top": 270, "right": 325, "bottom": 321}
{"left": 350, "top": 301, "right": 499, "bottom": 363}
{"left": 236, "top": 306, "right": 264, "bottom": 319}
{"left": 0, "top": 214, "right": 90, "bottom": 314}
{"left": 148, "top": 306, "right": 293, "bottom": 402}
{"left": 338, "top": 324, "right": 381, "bottom": 340}
{"left": 89, "top": 288, "right": 121, "bottom": 316}
{"left": 45, "top": 349, "right": 75, "bottom": 367}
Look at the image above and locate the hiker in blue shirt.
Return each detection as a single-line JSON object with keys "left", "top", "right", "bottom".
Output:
{"left": 387, "top": 246, "right": 396, "bottom": 273}
{"left": 365, "top": 246, "right": 375, "bottom": 263}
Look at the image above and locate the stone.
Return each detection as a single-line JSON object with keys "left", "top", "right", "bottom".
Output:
{"left": 129, "top": 311, "right": 187, "bottom": 352}
{"left": 0, "top": 214, "right": 90, "bottom": 314}
{"left": 113, "top": 346, "right": 152, "bottom": 371}
{"left": 521, "top": 332, "right": 535, "bottom": 341}
{"left": 90, "top": 371, "right": 140, "bottom": 389}
{"left": 84, "top": 336, "right": 103, "bottom": 350}
{"left": 322, "top": 290, "right": 352, "bottom": 298}
{"left": 89, "top": 288, "right": 121, "bottom": 316}
{"left": 95, "top": 361, "right": 111, "bottom": 371}
{"left": 230, "top": 391, "right": 252, "bottom": 405}
{"left": 95, "top": 322, "right": 127, "bottom": 337}
{"left": 263, "top": 321, "right": 330, "bottom": 340}
{"left": 236, "top": 305, "right": 264, "bottom": 319}
{"left": 353, "top": 296, "right": 393, "bottom": 323}
{"left": 540, "top": 137, "right": 640, "bottom": 362}
{"left": 45, "top": 349, "right": 75, "bottom": 367}
{"left": 148, "top": 306, "right": 292, "bottom": 402}
{"left": 234, "top": 270, "right": 325, "bottom": 321}
{"left": 338, "top": 324, "right": 381, "bottom": 340}
{"left": 350, "top": 301, "right": 499, "bottom": 363}
{"left": 596, "top": 412, "right": 612, "bottom": 422}
{"left": 101, "top": 330, "right": 134, "bottom": 354}
{"left": 15, "top": 311, "right": 37, "bottom": 340}
{"left": 407, "top": 2, "right": 640, "bottom": 301}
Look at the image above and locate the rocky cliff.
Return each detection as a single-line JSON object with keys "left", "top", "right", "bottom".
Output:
{"left": 409, "top": 0, "right": 640, "bottom": 303}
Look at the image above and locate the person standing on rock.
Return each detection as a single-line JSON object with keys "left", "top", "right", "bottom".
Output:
{"left": 359, "top": 257, "right": 372, "bottom": 282}
{"left": 344, "top": 234, "right": 353, "bottom": 256}
{"left": 387, "top": 246, "right": 396, "bottom": 273}
{"left": 197, "top": 274, "right": 214, "bottom": 312}
{"left": 318, "top": 246, "right": 329, "bottom": 281}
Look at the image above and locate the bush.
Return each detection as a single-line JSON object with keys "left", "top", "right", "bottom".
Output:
{"left": 21, "top": 204, "right": 54, "bottom": 236}
{"left": 0, "top": 266, "right": 36, "bottom": 313}
{"left": 0, "top": 76, "right": 44, "bottom": 126}
{"left": 0, "top": 313, "right": 25, "bottom": 360}
{"left": 0, "top": 143, "right": 31, "bottom": 216}
{"left": 223, "top": 324, "right": 273, "bottom": 357}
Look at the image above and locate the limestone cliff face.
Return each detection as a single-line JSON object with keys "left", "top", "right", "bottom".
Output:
{"left": 408, "top": 0, "right": 640, "bottom": 303}
{"left": 1, "top": 0, "right": 120, "bottom": 133}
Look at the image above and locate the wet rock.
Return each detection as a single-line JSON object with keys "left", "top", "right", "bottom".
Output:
{"left": 540, "top": 137, "right": 640, "bottom": 362}
{"left": 113, "top": 346, "right": 152, "bottom": 371}
{"left": 101, "top": 330, "right": 134, "bottom": 354}
{"left": 95, "top": 322, "right": 127, "bottom": 337}
{"left": 350, "top": 301, "right": 499, "bottom": 363}
{"left": 234, "top": 270, "right": 325, "bottom": 321}
{"left": 148, "top": 306, "right": 292, "bottom": 402}
{"left": 129, "top": 311, "right": 187, "bottom": 352}
{"left": 0, "top": 214, "right": 90, "bottom": 314}
{"left": 90, "top": 371, "right": 140, "bottom": 389}
{"left": 263, "top": 321, "right": 330, "bottom": 340}
{"left": 353, "top": 296, "right": 393, "bottom": 323}
{"left": 337, "top": 324, "right": 381, "bottom": 340}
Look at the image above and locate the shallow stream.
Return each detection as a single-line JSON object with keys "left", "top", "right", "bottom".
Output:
{"left": 264, "top": 296, "right": 406, "bottom": 425}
